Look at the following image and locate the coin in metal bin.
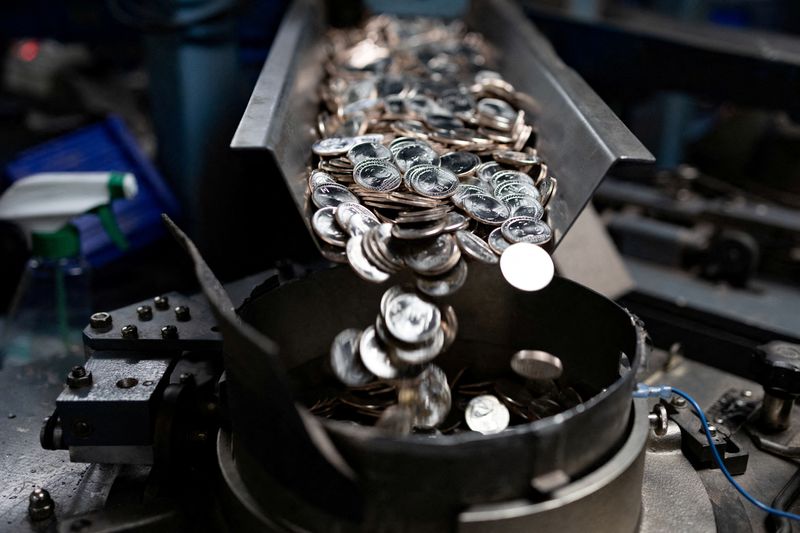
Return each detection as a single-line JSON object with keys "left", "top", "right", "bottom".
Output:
{"left": 309, "top": 171, "right": 337, "bottom": 191}
{"left": 407, "top": 165, "right": 459, "bottom": 199}
{"left": 404, "top": 233, "right": 461, "bottom": 276}
{"left": 488, "top": 227, "right": 512, "bottom": 255}
{"left": 443, "top": 212, "right": 470, "bottom": 232}
{"left": 501, "top": 217, "right": 552, "bottom": 245}
{"left": 495, "top": 180, "right": 539, "bottom": 200}
{"left": 330, "top": 328, "right": 374, "bottom": 386}
{"left": 359, "top": 325, "right": 400, "bottom": 379}
{"left": 414, "top": 365, "right": 452, "bottom": 427}
{"left": 383, "top": 289, "right": 441, "bottom": 344}
{"left": 395, "top": 143, "right": 440, "bottom": 172}
{"left": 491, "top": 169, "right": 535, "bottom": 188}
{"left": 312, "top": 207, "right": 347, "bottom": 246}
{"left": 335, "top": 202, "right": 379, "bottom": 236}
{"left": 510, "top": 350, "right": 564, "bottom": 381}
{"left": 452, "top": 184, "right": 486, "bottom": 208}
{"left": 477, "top": 98, "right": 517, "bottom": 123}
{"left": 465, "top": 394, "right": 510, "bottom": 435}
{"left": 346, "top": 235, "right": 390, "bottom": 283}
{"left": 493, "top": 150, "right": 540, "bottom": 167}
{"left": 538, "top": 175, "right": 557, "bottom": 207}
{"left": 415, "top": 258, "right": 468, "bottom": 297}
{"left": 500, "top": 242, "right": 555, "bottom": 292}
{"left": 347, "top": 141, "right": 392, "bottom": 165}
{"left": 440, "top": 151, "right": 480, "bottom": 176}
{"left": 455, "top": 230, "right": 499, "bottom": 264}
{"left": 392, "top": 326, "right": 444, "bottom": 365}
{"left": 312, "top": 183, "right": 359, "bottom": 208}
{"left": 461, "top": 194, "right": 510, "bottom": 225}
{"left": 502, "top": 195, "right": 543, "bottom": 220}
{"left": 353, "top": 159, "right": 402, "bottom": 191}
{"left": 475, "top": 161, "right": 502, "bottom": 182}
{"left": 377, "top": 404, "right": 416, "bottom": 435}
{"left": 440, "top": 305, "right": 458, "bottom": 351}
{"left": 312, "top": 137, "right": 355, "bottom": 156}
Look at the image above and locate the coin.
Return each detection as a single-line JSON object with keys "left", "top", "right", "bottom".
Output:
{"left": 383, "top": 289, "right": 441, "bottom": 344}
{"left": 346, "top": 235, "right": 390, "bottom": 283}
{"left": 312, "top": 183, "right": 359, "bottom": 208}
{"left": 465, "top": 395, "right": 510, "bottom": 435}
{"left": 312, "top": 136, "right": 356, "bottom": 156}
{"left": 442, "top": 212, "right": 470, "bottom": 232}
{"left": 309, "top": 171, "right": 337, "bottom": 190}
{"left": 330, "top": 328, "right": 374, "bottom": 386}
{"left": 499, "top": 242, "right": 555, "bottom": 292}
{"left": 414, "top": 365, "right": 452, "bottom": 427}
{"left": 454, "top": 230, "right": 498, "bottom": 264}
{"left": 501, "top": 217, "right": 552, "bottom": 245}
{"left": 502, "top": 194, "right": 543, "bottom": 220}
{"left": 406, "top": 165, "right": 459, "bottom": 199}
{"left": 392, "top": 326, "right": 444, "bottom": 365}
{"left": 348, "top": 141, "right": 392, "bottom": 165}
{"left": 415, "top": 258, "right": 468, "bottom": 297}
{"left": 394, "top": 142, "right": 440, "bottom": 172}
{"left": 510, "top": 350, "right": 564, "bottom": 380}
{"left": 312, "top": 206, "right": 347, "bottom": 247}
{"left": 359, "top": 325, "right": 400, "bottom": 379}
{"left": 335, "top": 202, "right": 380, "bottom": 236}
{"left": 353, "top": 159, "right": 402, "bottom": 191}
{"left": 439, "top": 151, "right": 480, "bottom": 176}
{"left": 475, "top": 161, "right": 502, "bottom": 182}
{"left": 461, "top": 194, "right": 510, "bottom": 225}
{"left": 403, "top": 233, "right": 461, "bottom": 276}
{"left": 376, "top": 404, "right": 416, "bottom": 435}
{"left": 440, "top": 305, "right": 458, "bottom": 351}
{"left": 538, "top": 175, "right": 557, "bottom": 207}
{"left": 487, "top": 227, "right": 512, "bottom": 255}
{"left": 495, "top": 180, "right": 540, "bottom": 200}
{"left": 391, "top": 217, "right": 447, "bottom": 240}
{"left": 492, "top": 150, "right": 540, "bottom": 167}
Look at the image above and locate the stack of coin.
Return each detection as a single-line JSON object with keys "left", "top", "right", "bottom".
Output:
{"left": 307, "top": 16, "right": 558, "bottom": 294}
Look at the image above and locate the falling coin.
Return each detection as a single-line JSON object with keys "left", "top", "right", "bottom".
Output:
{"left": 454, "top": 230, "right": 499, "bottom": 264}
{"left": 501, "top": 217, "right": 552, "bottom": 245}
{"left": 500, "top": 242, "right": 555, "bottom": 292}
{"left": 383, "top": 289, "right": 441, "bottom": 344}
{"left": 465, "top": 394, "right": 510, "bottom": 435}
{"left": 510, "top": 350, "right": 564, "bottom": 381}
{"left": 312, "top": 206, "right": 347, "bottom": 247}
{"left": 330, "top": 328, "right": 374, "bottom": 386}
{"left": 359, "top": 325, "right": 400, "bottom": 379}
{"left": 346, "top": 235, "right": 390, "bottom": 283}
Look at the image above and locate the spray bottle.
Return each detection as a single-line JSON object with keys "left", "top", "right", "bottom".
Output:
{"left": 0, "top": 172, "right": 137, "bottom": 365}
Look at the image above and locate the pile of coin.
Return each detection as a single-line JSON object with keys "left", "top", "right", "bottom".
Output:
{"left": 307, "top": 16, "right": 557, "bottom": 295}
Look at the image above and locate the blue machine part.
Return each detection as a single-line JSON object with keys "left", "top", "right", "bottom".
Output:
{"left": 364, "top": 0, "right": 467, "bottom": 17}
{"left": 4, "top": 116, "right": 180, "bottom": 267}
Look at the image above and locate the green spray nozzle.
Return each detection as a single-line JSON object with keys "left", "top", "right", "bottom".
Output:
{"left": 0, "top": 171, "right": 138, "bottom": 259}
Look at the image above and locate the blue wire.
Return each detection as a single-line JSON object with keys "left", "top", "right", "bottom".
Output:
{"left": 668, "top": 387, "right": 800, "bottom": 521}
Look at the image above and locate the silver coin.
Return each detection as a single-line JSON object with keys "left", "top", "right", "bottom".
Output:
{"left": 312, "top": 207, "right": 347, "bottom": 247}
{"left": 415, "top": 258, "right": 468, "bottom": 297}
{"left": 353, "top": 159, "right": 402, "bottom": 191}
{"left": 347, "top": 141, "right": 392, "bottom": 165}
{"left": 335, "top": 202, "right": 380, "bottom": 236}
{"left": 465, "top": 395, "right": 510, "bottom": 435}
{"left": 442, "top": 212, "right": 470, "bottom": 232}
{"left": 363, "top": 226, "right": 403, "bottom": 274}
{"left": 346, "top": 235, "right": 390, "bottom": 283}
{"left": 499, "top": 242, "right": 555, "bottom": 292}
{"left": 477, "top": 98, "right": 516, "bottom": 123}
{"left": 439, "top": 151, "right": 480, "bottom": 176}
{"left": 383, "top": 289, "right": 441, "bottom": 344}
{"left": 538, "top": 175, "right": 557, "bottom": 207}
{"left": 367, "top": 223, "right": 405, "bottom": 271}
{"left": 403, "top": 233, "right": 461, "bottom": 276}
{"left": 391, "top": 218, "right": 447, "bottom": 240}
{"left": 502, "top": 195, "right": 543, "bottom": 220}
{"left": 309, "top": 171, "right": 337, "bottom": 191}
{"left": 414, "top": 365, "right": 452, "bottom": 427}
{"left": 493, "top": 150, "right": 540, "bottom": 167}
{"left": 407, "top": 165, "right": 459, "bottom": 199}
{"left": 440, "top": 305, "right": 458, "bottom": 351}
{"left": 491, "top": 170, "right": 536, "bottom": 189}
{"left": 392, "top": 326, "right": 444, "bottom": 365}
{"left": 475, "top": 161, "right": 503, "bottom": 182}
{"left": 359, "top": 325, "right": 399, "bottom": 379}
{"left": 452, "top": 184, "right": 487, "bottom": 208}
{"left": 461, "top": 194, "right": 510, "bottom": 225}
{"left": 495, "top": 180, "right": 540, "bottom": 200}
{"left": 330, "top": 328, "right": 374, "bottom": 386}
{"left": 394, "top": 143, "right": 440, "bottom": 172}
{"left": 312, "top": 183, "right": 359, "bottom": 208}
{"left": 320, "top": 243, "right": 348, "bottom": 264}
{"left": 487, "top": 227, "right": 512, "bottom": 255}
{"left": 312, "top": 136, "right": 355, "bottom": 156}
{"left": 510, "top": 350, "right": 564, "bottom": 381}
{"left": 455, "top": 230, "right": 499, "bottom": 264}
{"left": 376, "top": 403, "right": 415, "bottom": 435}
{"left": 501, "top": 217, "right": 552, "bottom": 245}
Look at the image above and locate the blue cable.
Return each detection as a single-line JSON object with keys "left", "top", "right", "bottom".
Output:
{"left": 634, "top": 384, "right": 800, "bottom": 521}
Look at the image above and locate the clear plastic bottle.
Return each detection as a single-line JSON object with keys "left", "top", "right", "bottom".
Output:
{"left": 1, "top": 256, "right": 91, "bottom": 366}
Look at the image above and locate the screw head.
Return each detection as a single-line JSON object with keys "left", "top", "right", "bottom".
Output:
{"left": 671, "top": 396, "right": 687, "bottom": 408}
{"left": 28, "top": 487, "right": 54, "bottom": 521}
{"left": 161, "top": 324, "right": 178, "bottom": 339}
{"left": 121, "top": 324, "right": 138, "bottom": 339}
{"left": 742, "top": 390, "right": 753, "bottom": 398}
{"left": 72, "top": 420, "right": 93, "bottom": 439}
{"left": 66, "top": 366, "right": 92, "bottom": 389}
{"left": 153, "top": 295, "right": 170, "bottom": 310}
{"left": 174, "top": 305, "right": 191, "bottom": 322}
{"left": 136, "top": 305, "right": 153, "bottom": 321}
{"left": 89, "top": 312, "right": 112, "bottom": 329}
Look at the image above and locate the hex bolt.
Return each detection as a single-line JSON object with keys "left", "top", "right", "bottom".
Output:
{"left": 161, "top": 325, "right": 178, "bottom": 339}
{"left": 700, "top": 425, "right": 718, "bottom": 438}
{"left": 671, "top": 396, "right": 687, "bottom": 408}
{"left": 121, "top": 324, "right": 138, "bottom": 339}
{"left": 174, "top": 305, "right": 191, "bottom": 322}
{"left": 136, "top": 305, "right": 153, "bottom": 321}
{"left": 89, "top": 312, "right": 112, "bottom": 330}
{"left": 66, "top": 366, "right": 92, "bottom": 389}
{"left": 153, "top": 295, "right": 170, "bottom": 310}
{"left": 28, "top": 487, "right": 54, "bottom": 521}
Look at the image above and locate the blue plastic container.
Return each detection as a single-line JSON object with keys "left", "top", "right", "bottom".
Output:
{"left": 4, "top": 116, "right": 180, "bottom": 267}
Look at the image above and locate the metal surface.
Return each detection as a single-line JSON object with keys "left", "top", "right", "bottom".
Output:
{"left": 231, "top": 0, "right": 653, "bottom": 253}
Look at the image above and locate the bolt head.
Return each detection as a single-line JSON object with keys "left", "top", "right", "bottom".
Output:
{"left": 671, "top": 396, "right": 687, "bottom": 407}
{"left": 742, "top": 390, "right": 753, "bottom": 398}
{"left": 89, "top": 312, "right": 112, "bottom": 329}
{"left": 161, "top": 324, "right": 178, "bottom": 339}
{"left": 66, "top": 366, "right": 92, "bottom": 389}
{"left": 121, "top": 324, "right": 138, "bottom": 339}
{"left": 28, "top": 487, "right": 54, "bottom": 521}
{"left": 136, "top": 305, "right": 153, "bottom": 320}
{"left": 174, "top": 305, "right": 191, "bottom": 322}
{"left": 154, "top": 295, "right": 170, "bottom": 310}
